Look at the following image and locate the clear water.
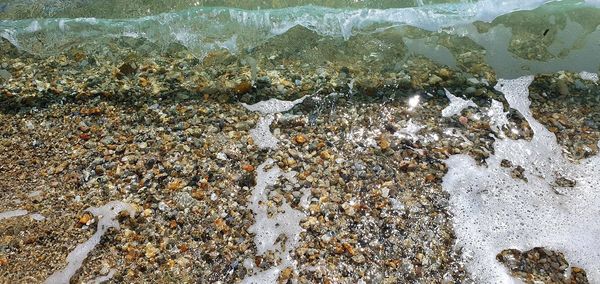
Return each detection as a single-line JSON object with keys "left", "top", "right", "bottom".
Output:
{"left": 1, "top": 0, "right": 599, "bottom": 77}
{"left": 1, "top": 0, "right": 600, "bottom": 283}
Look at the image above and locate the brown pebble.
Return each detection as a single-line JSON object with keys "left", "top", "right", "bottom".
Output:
{"left": 425, "top": 174, "right": 436, "bottom": 183}
{"left": 139, "top": 77, "right": 149, "bottom": 87}
{"left": 79, "top": 213, "right": 91, "bottom": 225}
{"left": 320, "top": 150, "right": 332, "bottom": 160}
{"left": 80, "top": 107, "right": 102, "bottom": 116}
{"left": 459, "top": 116, "right": 469, "bottom": 125}
{"left": 343, "top": 243, "right": 356, "bottom": 256}
{"left": 178, "top": 244, "right": 189, "bottom": 253}
{"left": 242, "top": 164, "right": 255, "bottom": 172}
{"left": 167, "top": 179, "right": 185, "bottom": 191}
{"left": 294, "top": 134, "right": 307, "bottom": 145}
{"left": 234, "top": 81, "right": 252, "bottom": 95}
{"left": 378, "top": 135, "right": 390, "bottom": 150}
{"left": 279, "top": 267, "right": 293, "bottom": 282}
{"left": 214, "top": 218, "right": 230, "bottom": 232}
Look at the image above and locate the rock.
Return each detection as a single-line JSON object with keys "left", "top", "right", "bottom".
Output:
{"left": 294, "top": 134, "right": 307, "bottom": 145}
{"left": 144, "top": 243, "right": 159, "bottom": 259}
{"left": 0, "top": 69, "right": 11, "bottom": 81}
{"left": 378, "top": 135, "right": 390, "bottom": 150}
{"left": 438, "top": 68, "right": 452, "bottom": 79}
{"left": 465, "top": 86, "right": 476, "bottom": 95}
{"left": 173, "top": 192, "right": 197, "bottom": 209}
{"left": 320, "top": 150, "right": 332, "bottom": 160}
{"left": 167, "top": 179, "right": 185, "bottom": 191}
{"left": 239, "top": 174, "right": 256, "bottom": 188}
{"left": 428, "top": 75, "right": 443, "bottom": 85}
{"left": 234, "top": 81, "right": 252, "bottom": 95}
{"left": 352, "top": 254, "right": 366, "bottom": 264}
{"left": 119, "top": 62, "right": 137, "bottom": 76}
{"left": 79, "top": 213, "right": 92, "bottom": 225}
{"left": 279, "top": 267, "right": 293, "bottom": 282}
{"left": 557, "top": 80, "right": 570, "bottom": 96}
{"left": 555, "top": 176, "right": 576, "bottom": 187}
{"left": 255, "top": 76, "right": 271, "bottom": 89}
{"left": 286, "top": 158, "right": 296, "bottom": 166}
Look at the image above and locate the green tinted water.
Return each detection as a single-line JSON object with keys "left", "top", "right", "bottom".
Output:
{"left": 0, "top": 0, "right": 599, "bottom": 77}
{"left": 1, "top": 0, "right": 465, "bottom": 19}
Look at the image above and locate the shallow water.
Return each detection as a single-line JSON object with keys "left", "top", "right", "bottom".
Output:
{"left": 1, "top": 0, "right": 599, "bottom": 283}
{"left": 2, "top": 1, "right": 600, "bottom": 77}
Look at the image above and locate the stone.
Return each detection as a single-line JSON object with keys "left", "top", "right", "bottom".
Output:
{"left": 0, "top": 69, "right": 11, "bottom": 81}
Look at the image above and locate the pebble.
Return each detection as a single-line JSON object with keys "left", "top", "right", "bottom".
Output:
{"left": 465, "top": 86, "right": 476, "bottom": 95}
{"left": 557, "top": 80, "right": 570, "bottom": 96}
{"left": 428, "top": 75, "right": 443, "bottom": 85}
{"left": 79, "top": 213, "right": 92, "bottom": 225}
{"left": 0, "top": 69, "right": 11, "bottom": 81}
{"left": 0, "top": 33, "right": 594, "bottom": 284}
{"left": 294, "top": 134, "right": 307, "bottom": 144}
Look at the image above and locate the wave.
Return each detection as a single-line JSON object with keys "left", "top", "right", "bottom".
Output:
{"left": 1, "top": 0, "right": 599, "bottom": 77}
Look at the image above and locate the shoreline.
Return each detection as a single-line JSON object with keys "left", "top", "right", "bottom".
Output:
{"left": 1, "top": 36, "right": 599, "bottom": 283}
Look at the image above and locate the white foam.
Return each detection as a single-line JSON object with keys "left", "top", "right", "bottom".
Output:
{"left": 58, "top": 19, "right": 66, "bottom": 32}
{"left": 487, "top": 99, "right": 509, "bottom": 136}
{"left": 45, "top": 201, "right": 135, "bottom": 284}
{"left": 299, "top": 188, "right": 311, "bottom": 210}
{"left": 443, "top": 76, "right": 600, "bottom": 283}
{"left": 30, "top": 213, "right": 46, "bottom": 221}
{"left": 579, "top": 71, "right": 599, "bottom": 83}
{"left": 88, "top": 269, "right": 116, "bottom": 284}
{"left": 0, "top": 209, "right": 28, "bottom": 220}
{"left": 346, "top": 126, "right": 380, "bottom": 150}
{"left": 472, "top": 0, "right": 551, "bottom": 22}
{"left": 241, "top": 159, "right": 306, "bottom": 283}
{"left": 28, "top": 190, "right": 42, "bottom": 198}
{"left": 407, "top": 95, "right": 420, "bottom": 111}
{"left": 394, "top": 119, "right": 424, "bottom": 142}
{"left": 241, "top": 266, "right": 281, "bottom": 284}
{"left": 249, "top": 115, "right": 279, "bottom": 149}
{"left": 243, "top": 97, "right": 307, "bottom": 150}
{"left": 441, "top": 88, "right": 477, "bottom": 117}
{"left": 25, "top": 20, "right": 41, "bottom": 33}
{"left": 242, "top": 97, "right": 306, "bottom": 115}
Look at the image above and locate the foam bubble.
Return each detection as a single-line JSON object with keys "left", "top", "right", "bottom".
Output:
{"left": 0, "top": 209, "right": 28, "bottom": 220}
{"left": 441, "top": 88, "right": 477, "bottom": 117}
{"left": 242, "top": 97, "right": 306, "bottom": 115}
{"left": 487, "top": 99, "right": 509, "bottom": 136}
{"left": 579, "top": 71, "right": 599, "bottom": 83}
{"left": 87, "top": 269, "right": 116, "bottom": 284}
{"left": 249, "top": 115, "right": 278, "bottom": 149}
{"left": 243, "top": 97, "right": 307, "bottom": 150}
{"left": 443, "top": 76, "right": 600, "bottom": 283}
{"left": 393, "top": 119, "right": 424, "bottom": 142}
{"left": 242, "top": 159, "right": 306, "bottom": 283}
{"left": 30, "top": 213, "right": 46, "bottom": 221}
{"left": 45, "top": 201, "right": 135, "bottom": 284}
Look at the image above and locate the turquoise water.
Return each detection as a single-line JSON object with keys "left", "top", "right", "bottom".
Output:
{"left": 1, "top": 0, "right": 599, "bottom": 77}
{"left": 0, "top": 0, "right": 477, "bottom": 18}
